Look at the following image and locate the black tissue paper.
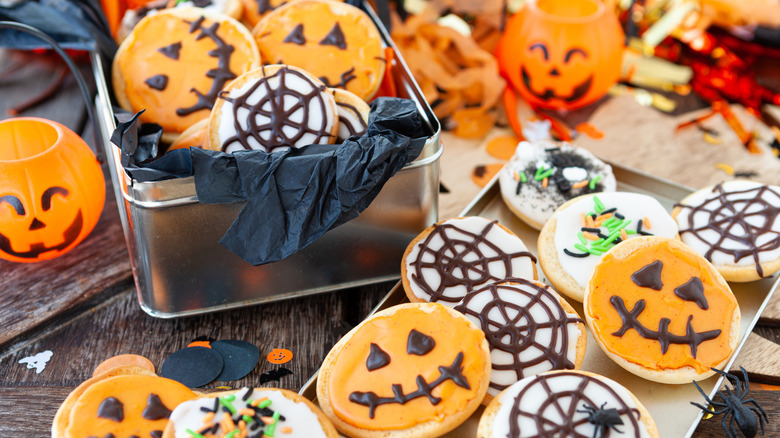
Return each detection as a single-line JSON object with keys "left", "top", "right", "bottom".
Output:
{"left": 112, "top": 97, "right": 429, "bottom": 265}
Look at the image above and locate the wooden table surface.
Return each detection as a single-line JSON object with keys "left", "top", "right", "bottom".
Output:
{"left": 1, "top": 49, "right": 780, "bottom": 437}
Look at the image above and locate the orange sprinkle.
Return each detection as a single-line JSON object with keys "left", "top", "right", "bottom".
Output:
{"left": 586, "top": 215, "right": 596, "bottom": 228}
{"left": 572, "top": 180, "right": 589, "bottom": 189}
{"left": 542, "top": 177, "right": 549, "bottom": 188}
{"left": 221, "top": 412, "right": 235, "bottom": 432}
{"left": 238, "top": 408, "right": 255, "bottom": 417}
{"left": 583, "top": 231, "right": 599, "bottom": 241}
{"left": 594, "top": 217, "right": 607, "bottom": 227}
{"left": 238, "top": 420, "right": 247, "bottom": 431}
{"left": 580, "top": 212, "right": 587, "bottom": 227}
{"left": 596, "top": 213, "right": 613, "bottom": 221}
{"left": 203, "top": 412, "right": 215, "bottom": 423}
{"left": 513, "top": 171, "right": 520, "bottom": 181}
{"left": 281, "top": 427, "right": 293, "bottom": 434}
{"left": 251, "top": 397, "right": 268, "bottom": 407}
{"left": 621, "top": 229, "right": 628, "bottom": 241}
{"left": 261, "top": 416, "right": 275, "bottom": 425}
{"left": 198, "top": 423, "right": 215, "bottom": 434}
{"left": 643, "top": 217, "right": 652, "bottom": 229}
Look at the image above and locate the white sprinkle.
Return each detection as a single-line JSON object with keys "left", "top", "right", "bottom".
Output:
{"left": 562, "top": 167, "right": 588, "bottom": 182}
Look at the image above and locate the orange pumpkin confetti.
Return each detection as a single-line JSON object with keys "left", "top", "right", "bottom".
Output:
{"left": 575, "top": 122, "right": 605, "bottom": 139}
{"left": 472, "top": 164, "right": 504, "bottom": 187}
{"left": 486, "top": 135, "right": 520, "bottom": 160}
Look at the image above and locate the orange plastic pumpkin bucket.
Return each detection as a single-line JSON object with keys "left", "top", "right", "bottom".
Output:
{"left": 0, "top": 117, "right": 105, "bottom": 262}
{"left": 496, "top": 0, "right": 625, "bottom": 111}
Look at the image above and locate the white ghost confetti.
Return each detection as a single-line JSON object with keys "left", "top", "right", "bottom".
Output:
{"left": 19, "top": 350, "right": 53, "bottom": 374}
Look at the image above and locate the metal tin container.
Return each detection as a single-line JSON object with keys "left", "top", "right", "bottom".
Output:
{"left": 92, "top": 6, "right": 442, "bottom": 317}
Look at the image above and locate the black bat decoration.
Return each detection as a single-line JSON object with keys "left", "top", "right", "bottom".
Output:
{"left": 259, "top": 367, "right": 293, "bottom": 385}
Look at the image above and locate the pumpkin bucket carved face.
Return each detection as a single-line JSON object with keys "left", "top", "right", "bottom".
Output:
{"left": 0, "top": 118, "right": 105, "bottom": 263}
{"left": 584, "top": 237, "right": 740, "bottom": 383}
{"left": 496, "top": 0, "right": 624, "bottom": 110}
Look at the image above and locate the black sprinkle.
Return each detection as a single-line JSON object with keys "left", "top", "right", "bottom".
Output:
{"left": 545, "top": 148, "right": 560, "bottom": 152}
{"left": 601, "top": 207, "right": 617, "bottom": 214}
{"left": 615, "top": 213, "right": 625, "bottom": 219}
{"left": 582, "top": 227, "right": 601, "bottom": 233}
{"left": 242, "top": 389, "right": 252, "bottom": 401}
{"left": 564, "top": 248, "right": 590, "bottom": 258}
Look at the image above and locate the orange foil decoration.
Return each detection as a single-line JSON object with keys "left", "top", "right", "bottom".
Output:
{"left": 0, "top": 118, "right": 105, "bottom": 263}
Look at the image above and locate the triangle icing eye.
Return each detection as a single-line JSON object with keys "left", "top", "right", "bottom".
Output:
{"left": 366, "top": 343, "right": 391, "bottom": 371}
{"left": 145, "top": 75, "right": 169, "bottom": 91}
{"left": 283, "top": 24, "right": 306, "bottom": 45}
{"left": 142, "top": 393, "right": 172, "bottom": 420}
{"left": 631, "top": 260, "right": 663, "bottom": 290}
{"left": 319, "top": 22, "right": 346, "bottom": 50}
{"left": 97, "top": 397, "right": 124, "bottom": 422}
{"left": 158, "top": 42, "right": 182, "bottom": 60}
{"left": 674, "top": 277, "right": 708, "bottom": 309}
{"left": 407, "top": 329, "right": 435, "bottom": 355}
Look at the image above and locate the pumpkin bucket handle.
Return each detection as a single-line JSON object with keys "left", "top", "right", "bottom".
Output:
{"left": 0, "top": 21, "right": 104, "bottom": 164}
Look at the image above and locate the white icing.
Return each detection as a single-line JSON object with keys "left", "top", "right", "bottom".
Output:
{"left": 218, "top": 70, "right": 336, "bottom": 153}
{"left": 405, "top": 217, "right": 536, "bottom": 304}
{"left": 499, "top": 141, "right": 616, "bottom": 227}
{"left": 169, "top": 388, "right": 327, "bottom": 438}
{"left": 491, "top": 372, "right": 651, "bottom": 438}
{"left": 336, "top": 102, "right": 367, "bottom": 142}
{"left": 454, "top": 282, "right": 581, "bottom": 397}
{"left": 553, "top": 192, "right": 678, "bottom": 288}
{"left": 675, "top": 180, "right": 780, "bottom": 268}
{"left": 175, "top": 0, "right": 229, "bottom": 12}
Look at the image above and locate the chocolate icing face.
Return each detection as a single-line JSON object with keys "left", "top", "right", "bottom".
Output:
{"left": 454, "top": 280, "right": 583, "bottom": 396}
{"left": 675, "top": 182, "right": 780, "bottom": 277}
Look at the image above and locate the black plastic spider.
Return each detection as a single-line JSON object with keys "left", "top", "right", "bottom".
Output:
{"left": 578, "top": 402, "right": 624, "bottom": 438}
{"left": 691, "top": 367, "right": 769, "bottom": 438}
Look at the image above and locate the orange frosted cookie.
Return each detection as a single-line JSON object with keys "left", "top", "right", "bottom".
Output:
{"left": 53, "top": 361, "right": 198, "bottom": 438}
{"left": 113, "top": 8, "right": 260, "bottom": 141}
{"left": 317, "top": 303, "right": 491, "bottom": 437}
{"left": 252, "top": 0, "right": 385, "bottom": 100}
{"left": 583, "top": 237, "right": 740, "bottom": 383}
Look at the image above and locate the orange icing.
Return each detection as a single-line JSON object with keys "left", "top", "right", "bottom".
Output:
{"left": 253, "top": 0, "right": 385, "bottom": 101}
{"left": 328, "top": 304, "right": 488, "bottom": 430}
{"left": 116, "top": 11, "right": 259, "bottom": 134}
{"left": 587, "top": 239, "right": 738, "bottom": 373}
{"left": 65, "top": 374, "right": 197, "bottom": 437}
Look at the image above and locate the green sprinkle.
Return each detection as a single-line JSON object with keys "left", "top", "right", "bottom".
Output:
{"left": 539, "top": 168, "right": 555, "bottom": 179}
{"left": 588, "top": 247, "right": 604, "bottom": 256}
{"left": 603, "top": 217, "right": 617, "bottom": 228}
{"left": 519, "top": 172, "right": 527, "bottom": 183}
{"left": 264, "top": 411, "right": 282, "bottom": 437}
{"left": 589, "top": 174, "right": 602, "bottom": 190}
{"left": 574, "top": 243, "right": 589, "bottom": 253}
{"left": 185, "top": 429, "right": 205, "bottom": 438}
{"left": 626, "top": 229, "right": 637, "bottom": 234}
{"left": 243, "top": 414, "right": 254, "bottom": 423}
{"left": 534, "top": 166, "right": 545, "bottom": 180}
{"left": 593, "top": 196, "right": 605, "bottom": 213}
{"left": 225, "top": 431, "right": 240, "bottom": 438}
{"left": 620, "top": 219, "right": 632, "bottom": 231}
{"left": 219, "top": 397, "right": 237, "bottom": 415}
{"left": 258, "top": 399, "right": 273, "bottom": 409}
{"left": 592, "top": 238, "right": 605, "bottom": 245}
{"left": 603, "top": 230, "right": 622, "bottom": 246}
{"left": 224, "top": 394, "right": 236, "bottom": 401}
{"left": 577, "top": 232, "right": 587, "bottom": 246}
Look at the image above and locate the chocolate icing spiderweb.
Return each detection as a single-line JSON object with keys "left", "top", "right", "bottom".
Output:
{"left": 219, "top": 65, "right": 332, "bottom": 152}
{"left": 507, "top": 372, "right": 643, "bottom": 438}
{"left": 409, "top": 220, "right": 536, "bottom": 303}
{"left": 454, "top": 280, "right": 583, "bottom": 392}
{"left": 676, "top": 183, "right": 780, "bottom": 277}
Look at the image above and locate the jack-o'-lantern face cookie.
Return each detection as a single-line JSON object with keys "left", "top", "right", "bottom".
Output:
{"left": 317, "top": 303, "right": 491, "bottom": 438}
{"left": 208, "top": 64, "right": 339, "bottom": 153}
{"left": 252, "top": 0, "right": 385, "bottom": 101}
{"left": 113, "top": 8, "right": 260, "bottom": 141}
{"left": 584, "top": 237, "right": 740, "bottom": 384}
{"left": 54, "top": 366, "right": 198, "bottom": 438}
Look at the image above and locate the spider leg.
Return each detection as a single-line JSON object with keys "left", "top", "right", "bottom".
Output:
{"left": 693, "top": 379, "right": 717, "bottom": 406}
{"left": 739, "top": 366, "right": 750, "bottom": 398}
{"left": 725, "top": 411, "right": 738, "bottom": 438}
{"left": 745, "top": 400, "right": 769, "bottom": 422}
{"left": 691, "top": 402, "right": 726, "bottom": 415}
{"left": 747, "top": 406, "right": 767, "bottom": 435}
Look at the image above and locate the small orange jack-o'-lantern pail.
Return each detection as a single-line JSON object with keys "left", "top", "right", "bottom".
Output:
{"left": 496, "top": 0, "right": 624, "bottom": 111}
{"left": 0, "top": 117, "right": 105, "bottom": 263}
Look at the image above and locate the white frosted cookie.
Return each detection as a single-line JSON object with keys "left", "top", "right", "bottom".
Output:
{"left": 331, "top": 88, "right": 369, "bottom": 142}
{"left": 673, "top": 180, "right": 780, "bottom": 282}
{"left": 538, "top": 192, "right": 679, "bottom": 302}
{"left": 208, "top": 64, "right": 339, "bottom": 153}
{"left": 164, "top": 387, "right": 337, "bottom": 438}
{"left": 453, "top": 279, "right": 586, "bottom": 401}
{"left": 499, "top": 141, "right": 616, "bottom": 230}
{"left": 478, "top": 370, "right": 659, "bottom": 438}
{"left": 401, "top": 217, "right": 538, "bottom": 306}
